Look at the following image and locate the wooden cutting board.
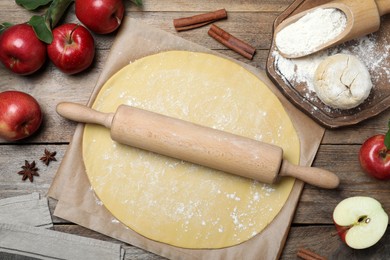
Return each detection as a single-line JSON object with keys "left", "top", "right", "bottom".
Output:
{"left": 267, "top": 0, "right": 390, "bottom": 128}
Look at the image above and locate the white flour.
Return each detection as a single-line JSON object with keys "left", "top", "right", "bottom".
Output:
{"left": 275, "top": 8, "right": 347, "bottom": 56}
{"left": 273, "top": 34, "right": 390, "bottom": 93}
{"left": 274, "top": 51, "right": 326, "bottom": 92}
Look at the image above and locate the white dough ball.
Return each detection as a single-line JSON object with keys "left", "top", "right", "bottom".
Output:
{"left": 314, "top": 54, "right": 372, "bottom": 110}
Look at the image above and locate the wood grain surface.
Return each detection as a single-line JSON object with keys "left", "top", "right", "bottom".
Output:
{"left": 1, "top": 0, "right": 390, "bottom": 259}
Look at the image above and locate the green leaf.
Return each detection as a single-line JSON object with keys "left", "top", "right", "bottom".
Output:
{"left": 16, "top": 0, "right": 53, "bottom": 10}
{"left": 28, "top": 15, "right": 53, "bottom": 44}
{"left": 385, "top": 120, "right": 390, "bottom": 150}
{"left": 0, "top": 22, "right": 13, "bottom": 34}
{"left": 45, "top": 0, "right": 74, "bottom": 29}
{"left": 131, "top": 0, "right": 142, "bottom": 6}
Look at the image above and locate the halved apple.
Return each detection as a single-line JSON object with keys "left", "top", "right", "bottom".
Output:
{"left": 333, "top": 196, "right": 388, "bottom": 249}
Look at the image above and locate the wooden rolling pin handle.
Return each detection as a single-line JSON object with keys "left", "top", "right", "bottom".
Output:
{"left": 279, "top": 160, "right": 340, "bottom": 189}
{"left": 376, "top": 0, "right": 390, "bottom": 16}
{"left": 56, "top": 102, "right": 114, "bottom": 129}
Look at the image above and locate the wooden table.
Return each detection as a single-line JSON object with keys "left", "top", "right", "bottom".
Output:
{"left": 1, "top": 0, "right": 390, "bottom": 259}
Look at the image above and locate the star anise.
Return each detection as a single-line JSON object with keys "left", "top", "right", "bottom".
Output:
{"left": 40, "top": 149, "right": 57, "bottom": 166}
{"left": 18, "top": 160, "right": 39, "bottom": 182}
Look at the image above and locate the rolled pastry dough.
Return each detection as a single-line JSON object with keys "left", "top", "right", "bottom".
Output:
{"left": 83, "top": 51, "right": 300, "bottom": 248}
{"left": 314, "top": 54, "right": 372, "bottom": 109}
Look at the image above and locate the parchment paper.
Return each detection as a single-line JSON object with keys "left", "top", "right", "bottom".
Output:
{"left": 48, "top": 17, "right": 325, "bottom": 260}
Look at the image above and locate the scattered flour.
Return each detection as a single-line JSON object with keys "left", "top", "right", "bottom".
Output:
{"left": 274, "top": 51, "right": 327, "bottom": 92}
{"left": 275, "top": 8, "right": 347, "bottom": 57}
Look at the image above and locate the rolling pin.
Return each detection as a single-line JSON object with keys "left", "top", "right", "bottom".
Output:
{"left": 57, "top": 102, "right": 340, "bottom": 189}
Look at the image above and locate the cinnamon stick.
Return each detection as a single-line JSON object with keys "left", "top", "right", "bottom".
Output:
{"left": 173, "top": 9, "right": 227, "bottom": 31}
{"left": 297, "top": 248, "right": 327, "bottom": 260}
{"left": 208, "top": 24, "right": 256, "bottom": 60}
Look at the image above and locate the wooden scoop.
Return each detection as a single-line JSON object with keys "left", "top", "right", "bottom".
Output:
{"left": 275, "top": 0, "right": 390, "bottom": 58}
{"left": 57, "top": 102, "right": 340, "bottom": 189}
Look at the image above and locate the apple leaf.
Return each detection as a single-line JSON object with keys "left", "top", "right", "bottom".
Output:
{"left": 45, "top": 0, "right": 74, "bottom": 29}
{"left": 0, "top": 22, "right": 13, "bottom": 34}
{"left": 28, "top": 15, "right": 53, "bottom": 44}
{"left": 385, "top": 120, "right": 390, "bottom": 150}
{"left": 131, "top": 0, "right": 143, "bottom": 6}
{"left": 25, "top": 0, "right": 74, "bottom": 44}
{"left": 16, "top": 0, "right": 53, "bottom": 10}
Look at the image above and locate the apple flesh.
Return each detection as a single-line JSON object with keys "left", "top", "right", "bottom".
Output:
{"left": 333, "top": 196, "right": 388, "bottom": 249}
{"left": 0, "top": 91, "right": 43, "bottom": 141}
{"left": 359, "top": 135, "right": 390, "bottom": 180}
{"left": 75, "top": 0, "right": 125, "bottom": 34}
{"left": 0, "top": 23, "right": 47, "bottom": 75}
{"left": 47, "top": 23, "right": 95, "bottom": 75}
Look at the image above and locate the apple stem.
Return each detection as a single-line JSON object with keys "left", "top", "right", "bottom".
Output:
{"left": 379, "top": 148, "right": 388, "bottom": 159}
{"left": 67, "top": 24, "right": 80, "bottom": 44}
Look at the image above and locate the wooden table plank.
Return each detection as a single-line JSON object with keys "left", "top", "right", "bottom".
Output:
{"left": 323, "top": 109, "right": 390, "bottom": 144}
{"left": 129, "top": 11, "right": 278, "bottom": 49}
{"left": 0, "top": 0, "right": 294, "bottom": 12}
{"left": 123, "top": 0, "right": 293, "bottom": 12}
{"left": 0, "top": 144, "right": 66, "bottom": 198}
{"left": 282, "top": 226, "right": 390, "bottom": 259}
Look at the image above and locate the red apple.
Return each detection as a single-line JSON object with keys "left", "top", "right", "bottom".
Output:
{"left": 359, "top": 134, "right": 390, "bottom": 180}
{"left": 75, "top": 0, "right": 125, "bottom": 34}
{"left": 47, "top": 23, "right": 95, "bottom": 75}
{"left": 0, "top": 23, "right": 47, "bottom": 75}
{"left": 0, "top": 91, "right": 43, "bottom": 141}
{"left": 333, "top": 196, "right": 388, "bottom": 249}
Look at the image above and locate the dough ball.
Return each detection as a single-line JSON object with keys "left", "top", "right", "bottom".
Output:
{"left": 314, "top": 54, "right": 372, "bottom": 109}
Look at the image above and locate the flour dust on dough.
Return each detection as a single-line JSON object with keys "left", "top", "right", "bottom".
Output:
{"left": 83, "top": 51, "right": 300, "bottom": 248}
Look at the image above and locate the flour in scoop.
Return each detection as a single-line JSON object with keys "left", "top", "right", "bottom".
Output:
{"left": 276, "top": 8, "right": 347, "bottom": 56}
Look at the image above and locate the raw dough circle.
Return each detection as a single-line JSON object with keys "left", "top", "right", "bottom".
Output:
{"left": 314, "top": 54, "right": 372, "bottom": 109}
{"left": 83, "top": 51, "right": 300, "bottom": 248}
